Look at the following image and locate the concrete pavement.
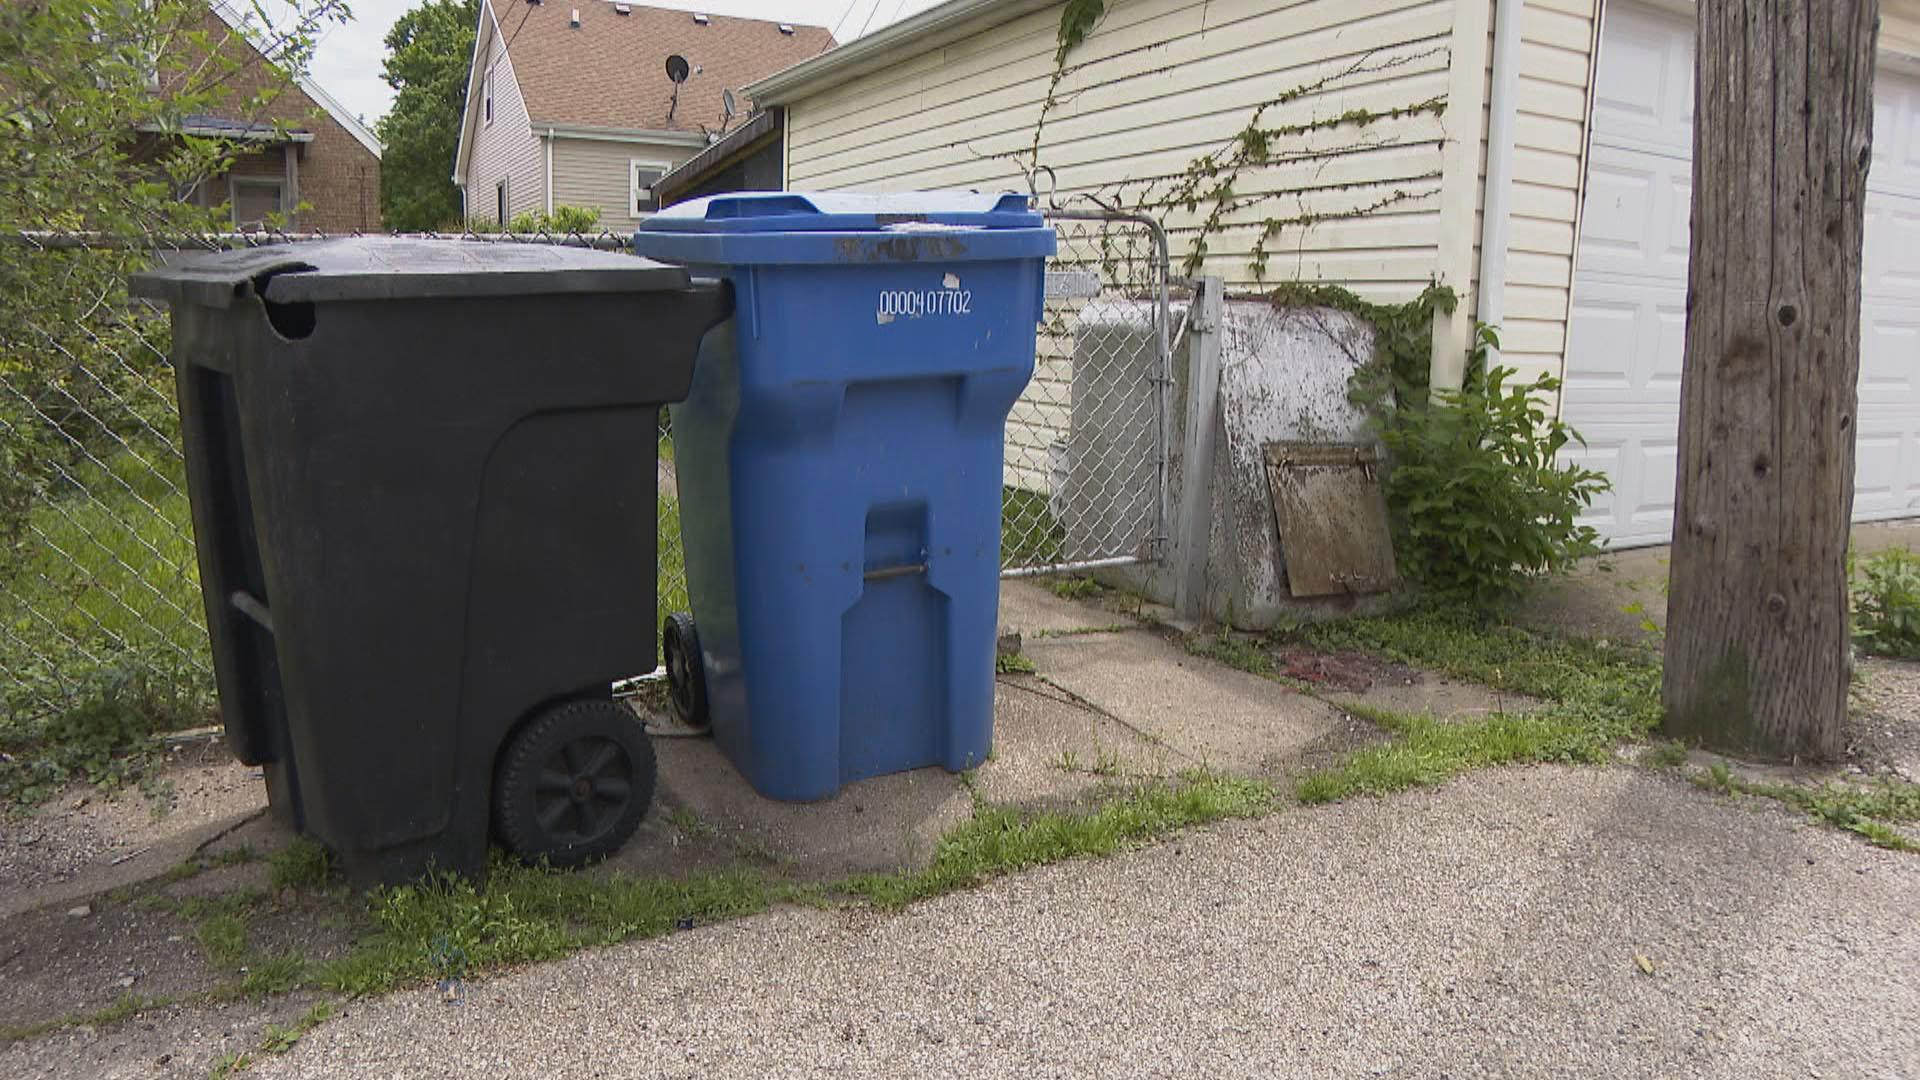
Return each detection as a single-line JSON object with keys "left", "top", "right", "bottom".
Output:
{"left": 252, "top": 766, "right": 1920, "bottom": 1080}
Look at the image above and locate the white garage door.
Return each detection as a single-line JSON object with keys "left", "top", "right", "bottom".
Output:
{"left": 1562, "top": 0, "right": 1920, "bottom": 547}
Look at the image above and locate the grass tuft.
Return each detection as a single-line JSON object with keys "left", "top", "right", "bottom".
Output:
{"left": 1295, "top": 710, "right": 1615, "bottom": 803}
{"left": 843, "top": 772, "right": 1276, "bottom": 909}
{"left": 1689, "top": 768, "right": 1920, "bottom": 852}
{"left": 195, "top": 914, "right": 248, "bottom": 968}
{"left": 310, "top": 859, "right": 771, "bottom": 997}
{"left": 267, "top": 839, "right": 336, "bottom": 892}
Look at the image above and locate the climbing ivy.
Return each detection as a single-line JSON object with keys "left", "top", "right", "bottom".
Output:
{"left": 1055, "top": 0, "right": 1106, "bottom": 63}
{"left": 1269, "top": 281, "right": 1457, "bottom": 413}
{"left": 1030, "top": 0, "right": 1110, "bottom": 174}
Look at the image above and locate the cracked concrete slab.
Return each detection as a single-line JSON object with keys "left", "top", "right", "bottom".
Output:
{"left": 970, "top": 676, "right": 1175, "bottom": 806}
{"left": 1025, "top": 630, "right": 1349, "bottom": 774}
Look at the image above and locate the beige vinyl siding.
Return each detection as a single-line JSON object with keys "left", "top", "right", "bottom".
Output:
{"left": 787, "top": 0, "right": 1460, "bottom": 300}
{"left": 783, "top": 0, "right": 1469, "bottom": 493}
{"left": 550, "top": 137, "right": 697, "bottom": 235}
{"left": 464, "top": 13, "right": 543, "bottom": 226}
{"left": 1497, "top": 0, "right": 1598, "bottom": 401}
{"left": 1888, "top": 4, "right": 1920, "bottom": 60}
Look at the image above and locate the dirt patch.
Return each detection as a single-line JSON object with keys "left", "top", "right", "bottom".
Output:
{"left": 1848, "top": 658, "right": 1920, "bottom": 780}
{"left": 1283, "top": 710, "right": 1393, "bottom": 773}
{"left": 1257, "top": 642, "right": 1544, "bottom": 722}
{"left": 0, "top": 859, "right": 357, "bottom": 1035}
{"left": 0, "top": 744, "right": 265, "bottom": 913}
{"left": 0, "top": 992, "right": 323, "bottom": 1080}
{"left": 1271, "top": 646, "right": 1420, "bottom": 693}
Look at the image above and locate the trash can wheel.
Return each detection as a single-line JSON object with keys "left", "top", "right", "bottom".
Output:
{"left": 494, "top": 699, "right": 657, "bottom": 868}
{"left": 663, "top": 612, "right": 709, "bottom": 731}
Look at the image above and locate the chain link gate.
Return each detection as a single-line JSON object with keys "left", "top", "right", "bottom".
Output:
{"left": 1001, "top": 210, "right": 1175, "bottom": 578}
{"left": 1, "top": 216, "right": 1175, "bottom": 722}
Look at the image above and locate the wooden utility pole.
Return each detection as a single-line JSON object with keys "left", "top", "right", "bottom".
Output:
{"left": 1663, "top": 0, "right": 1878, "bottom": 759}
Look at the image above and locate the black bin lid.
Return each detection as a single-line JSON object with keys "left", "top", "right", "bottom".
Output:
{"left": 130, "top": 237, "right": 691, "bottom": 309}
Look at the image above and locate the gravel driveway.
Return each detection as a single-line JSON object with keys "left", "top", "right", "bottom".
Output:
{"left": 250, "top": 765, "right": 1919, "bottom": 1080}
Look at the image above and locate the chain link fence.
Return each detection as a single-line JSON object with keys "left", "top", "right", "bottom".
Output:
{"left": 0, "top": 215, "right": 1171, "bottom": 728}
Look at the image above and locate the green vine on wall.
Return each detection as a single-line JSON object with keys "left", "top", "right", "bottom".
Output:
{"left": 1030, "top": 0, "right": 1109, "bottom": 175}
{"left": 1269, "top": 281, "right": 1458, "bottom": 412}
{"left": 1056, "top": 0, "right": 1106, "bottom": 61}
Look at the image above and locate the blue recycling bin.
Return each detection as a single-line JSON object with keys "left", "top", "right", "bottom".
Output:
{"left": 635, "top": 191, "right": 1056, "bottom": 801}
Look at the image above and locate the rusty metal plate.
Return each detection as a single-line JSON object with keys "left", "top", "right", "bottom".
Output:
{"left": 1263, "top": 442, "right": 1399, "bottom": 598}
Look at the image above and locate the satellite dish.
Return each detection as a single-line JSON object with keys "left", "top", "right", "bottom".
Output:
{"left": 665, "top": 54, "right": 690, "bottom": 83}
{"left": 722, "top": 88, "right": 737, "bottom": 119}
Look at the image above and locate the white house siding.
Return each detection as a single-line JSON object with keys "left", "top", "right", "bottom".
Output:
{"left": 782, "top": 0, "right": 1470, "bottom": 491}
{"left": 464, "top": 12, "right": 544, "bottom": 226}
{"left": 550, "top": 137, "right": 699, "bottom": 236}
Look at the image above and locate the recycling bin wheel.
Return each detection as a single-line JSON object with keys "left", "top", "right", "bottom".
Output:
{"left": 663, "top": 612, "right": 709, "bottom": 731}
{"left": 494, "top": 698, "right": 657, "bottom": 868}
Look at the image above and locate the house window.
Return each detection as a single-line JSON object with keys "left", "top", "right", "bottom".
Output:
{"left": 230, "top": 178, "right": 283, "bottom": 230}
{"left": 496, "top": 179, "right": 508, "bottom": 226}
{"left": 631, "top": 161, "right": 667, "bottom": 216}
{"left": 484, "top": 66, "right": 494, "bottom": 125}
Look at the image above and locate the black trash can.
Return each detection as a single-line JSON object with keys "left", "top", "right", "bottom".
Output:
{"left": 132, "top": 238, "right": 729, "bottom": 886}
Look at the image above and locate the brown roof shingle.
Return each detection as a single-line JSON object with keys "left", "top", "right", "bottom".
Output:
{"left": 487, "top": 0, "right": 834, "bottom": 132}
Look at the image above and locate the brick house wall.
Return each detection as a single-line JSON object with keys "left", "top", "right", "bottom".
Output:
{"left": 167, "top": 6, "right": 381, "bottom": 232}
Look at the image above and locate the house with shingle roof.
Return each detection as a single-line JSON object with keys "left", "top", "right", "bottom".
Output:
{"left": 146, "top": 2, "right": 382, "bottom": 232}
{"left": 452, "top": 0, "right": 832, "bottom": 233}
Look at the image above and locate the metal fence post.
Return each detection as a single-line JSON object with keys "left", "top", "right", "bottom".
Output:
{"left": 1173, "top": 275, "right": 1225, "bottom": 620}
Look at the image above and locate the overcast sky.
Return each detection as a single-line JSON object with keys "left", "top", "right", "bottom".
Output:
{"left": 299, "top": 0, "right": 946, "bottom": 126}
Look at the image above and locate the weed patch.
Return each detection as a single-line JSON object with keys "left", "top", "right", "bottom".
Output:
{"left": 1045, "top": 575, "right": 1103, "bottom": 601}
{"left": 1296, "top": 710, "right": 1616, "bottom": 803}
{"left": 1690, "top": 767, "right": 1920, "bottom": 853}
{"left": 268, "top": 839, "right": 336, "bottom": 892}
{"left": 310, "top": 860, "right": 771, "bottom": 997}
{"left": 843, "top": 772, "right": 1276, "bottom": 909}
{"left": 259, "top": 1000, "right": 335, "bottom": 1055}
{"left": 994, "top": 651, "right": 1037, "bottom": 675}
{"left": 195, "top": 913, "right": 248, "bottom": 967}
{"left": 1640, "top": 741, "right": 1689, "bottom": 769}
{"left": 1852, "top": 547, "right": 1920, "bottom": 659}
{"left": 0, "top": 993, "right": 181, "bottom": 1045}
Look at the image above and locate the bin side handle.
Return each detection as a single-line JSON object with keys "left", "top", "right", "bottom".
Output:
{"left": 229, "top": 590, "right": 274, "bottom": 634}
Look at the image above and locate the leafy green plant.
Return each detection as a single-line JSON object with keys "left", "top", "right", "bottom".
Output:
{"left": 1851, "top": 547, "right": 1920, "bottom": 659}
{"left": 0, "top": 654, "right": 205, "bottom": 804}
{"left": 378, "top": 0, "right": 480, "bottom": 230}
{"left": 1372, "top": 328, "right": 1609, "bottom": 607}
{"left": 506, "top": 205, "right": 602, "bottom": 235}
{"left": 1046, "top": 575, "right": 1102, "bottom": 601}
{"left": 1275, "top": 282, "right": 1458, "bottom": 412}
{"left": 994, "top": 651, "right": 1037, "bottom": 675}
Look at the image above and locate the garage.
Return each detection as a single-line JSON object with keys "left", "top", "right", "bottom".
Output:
{"left": 1562, "top": 0, "right": 1920, "bottom": 547}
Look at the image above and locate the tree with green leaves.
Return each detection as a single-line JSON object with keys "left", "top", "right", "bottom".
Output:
{"left": 0, "top": 0, "right": 346, "bottom": 728}
{"left": 377, "top": 0, "right": 477, "bottom": 231}
{"left": 0, "top": 0, "right": 348, "bottom": 236}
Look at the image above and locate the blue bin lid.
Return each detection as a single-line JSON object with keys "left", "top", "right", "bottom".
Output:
{"left": 634, "top": 190, "right": 1056, "bottom": 266}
